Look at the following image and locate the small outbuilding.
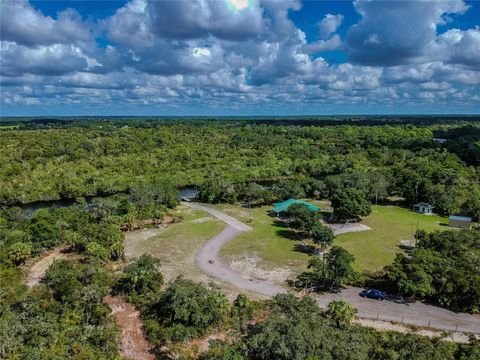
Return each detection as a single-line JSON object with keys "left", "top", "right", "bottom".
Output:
{"left": 413, "top": 202, "right": 434, "bottom": 215}
{"left": 271, "top": 199, "right": 320, "bottom": 216}
{"left": 448, "top": 215, "right": 472, "bottom": 229}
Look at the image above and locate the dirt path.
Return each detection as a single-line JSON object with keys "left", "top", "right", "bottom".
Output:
{"left": 189, "top": 202, "right": 480, "bottom": 335}
{"left": 354, "top": 318, "right": 478, "bottom": 343}
{"left": 104, "top": 295, "right": 155, "bottom": 360}
{"left": 25, "top": 247, "right": 73, "bottom": 288}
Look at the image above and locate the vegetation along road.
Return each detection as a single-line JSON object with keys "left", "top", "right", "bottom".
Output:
{"left": 189, "top": 202, "right": 480, "bottom": 335}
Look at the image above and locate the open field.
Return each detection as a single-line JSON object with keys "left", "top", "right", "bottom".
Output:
{"left": 334, "top": 205, "right": 449, "bottom": 271}
{"left": 218, "top": 202, "right": 450, "bottom": 276}
{"left": 217, "top": 204, "right": 311, "bottom": 281}
{"left": 124, "top": 204, "right": 224, "bottom": 281}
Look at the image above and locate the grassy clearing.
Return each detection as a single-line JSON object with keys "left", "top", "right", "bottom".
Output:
{"left": 217, "top": 202, "right": 449, "bottom": 274}
{"left": 125, "top": 204, "right": 224, "bottom": 280}
{"left": 217, "top": 204, "right": 310, "bottom": 275}
{"left": 334, "top": 205, "right": 448, "bottom": 271}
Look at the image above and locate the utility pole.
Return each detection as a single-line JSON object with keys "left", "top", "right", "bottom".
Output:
{"left": 415, "top": 220, "right": 419, "bottom": 247}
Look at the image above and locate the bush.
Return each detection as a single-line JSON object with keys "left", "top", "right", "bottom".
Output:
{"left": 8, "top": 242, "right": 32, "bottom": 265}
{"left": 86, "top": 241, "right": 110, "bottom": 261}
{"left": 153, "top": 278, "right": 230, "bottom": 341}
{"left": 326, "top": 300, "right": 358, "bottom": 328}
{"left": 116, "top": 255, "right": 163, "bottom": 297}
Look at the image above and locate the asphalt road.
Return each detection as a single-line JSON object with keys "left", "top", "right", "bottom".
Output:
{"left": 186, "top": 202, "right": 480, "bottom": 334}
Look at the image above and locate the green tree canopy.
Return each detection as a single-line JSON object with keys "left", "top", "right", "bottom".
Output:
{"left": 331, "top": 188, "right": 372, "bottom": 220}
{"left": 116, "top": 254, "right": 163, "bottom": 297}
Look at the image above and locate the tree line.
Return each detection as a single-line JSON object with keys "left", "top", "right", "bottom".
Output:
{"left": 1, "top": 122, "right": 480, "bottom": 220}
{"left": 0, "top": 179, "right": 179, "bottom": 266}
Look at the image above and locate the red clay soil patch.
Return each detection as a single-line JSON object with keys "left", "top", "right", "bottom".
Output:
{"left": 104, "top": 295, "right": 155, "bottom": 360}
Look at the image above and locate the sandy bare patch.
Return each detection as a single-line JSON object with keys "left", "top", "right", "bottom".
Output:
{"left": 24, "top": 247, "right": 80, "bottom": 288}
{"left": 104, "top": 295, "right": 155, "bottom": 360}
{"left": 188, "top": 331, "right": 229, "bottom": 353}
{"left": 229, "top": 254, "right": 291, "bottom": 284}
{"left": 325, "top": 222, "right": 371, "bottom": 235}
{"left": 190, "top": 217, "right": 213, "bottom": 223}
{"left": 355, "top": 318, "right": 477, "bottom": 343}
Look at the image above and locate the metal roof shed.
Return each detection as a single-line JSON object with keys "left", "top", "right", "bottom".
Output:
{"left": 448, "top": 215, "right": 472, "bottom": 229}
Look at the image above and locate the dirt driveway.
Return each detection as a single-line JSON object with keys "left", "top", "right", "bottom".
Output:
{"left": 104, "top": 295, "right": 155, "bottom": 360}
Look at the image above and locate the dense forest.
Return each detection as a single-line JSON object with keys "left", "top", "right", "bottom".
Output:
{"left": 1, "top": 118, "right": 480, "bottom": 220}
{"left": 1, "top": 117, "right": 480, "bottom": 359}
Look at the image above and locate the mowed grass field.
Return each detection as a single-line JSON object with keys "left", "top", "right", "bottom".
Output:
{"left": 217, "top": 204, "right": 311, "bottom": 274}
{"left": 217, "top": 202, "right": 449, "bottom": 274}
{"left": 334, "top": 205, "right": 448, "bottom": 271}
{"left": 125, "top": 204, "right": 225, "bottom": 279}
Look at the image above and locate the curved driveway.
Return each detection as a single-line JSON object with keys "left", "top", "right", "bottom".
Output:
{"left": 186, "top": 202, "right": 480, "bottom": 334}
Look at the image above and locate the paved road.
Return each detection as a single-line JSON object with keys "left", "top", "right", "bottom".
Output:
{"left": 188, "top": 202, "right": 480, "bottom": 334}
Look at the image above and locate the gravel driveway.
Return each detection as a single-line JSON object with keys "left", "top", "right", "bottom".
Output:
{"left": 188, "top": 202, "right": 480, "bottom": 335}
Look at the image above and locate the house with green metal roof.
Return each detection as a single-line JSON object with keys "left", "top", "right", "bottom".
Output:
{"left": 271, "top": 198, "right": 320, "bottom": 216}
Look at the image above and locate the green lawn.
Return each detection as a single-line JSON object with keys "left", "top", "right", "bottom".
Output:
{"left": 334, "top": 205, "right": 448, "bottom": 271}
{"left": 217, "top": 202, "right": 450, "bottom": 274}
{"left": 217, "top": 204, "right": 310, "bottom": 274}
{"left": 125, "top": 204, "right": 225, "bottom": 279}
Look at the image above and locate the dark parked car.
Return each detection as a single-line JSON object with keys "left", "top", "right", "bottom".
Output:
{"left": 360, "top": 289, "right": 386, "bottom": 300}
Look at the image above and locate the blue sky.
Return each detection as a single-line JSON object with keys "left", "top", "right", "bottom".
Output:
{"left": 1, "top": 0, "right": 479, "bottom": 116}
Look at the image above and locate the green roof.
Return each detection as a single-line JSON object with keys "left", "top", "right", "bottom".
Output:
{"left": 272, "top": 199, "right": 320, "bottom": 214}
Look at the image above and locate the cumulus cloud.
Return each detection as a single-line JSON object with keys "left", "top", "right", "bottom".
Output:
{"left": 0, "top": 42, "right": 91, "bottom": 76}
{"left": 346, "top": 0, "right": 470, "bottom": 65}
{"left": 1, "top": 0, "right": 480, "bottom": 114}
{"left": 0, "top": 0, "right": 92, "bottom": 46}
{"left": 305, "top": 34, "right": 342, "bottom": 53}
{"left": 102, "top": 0, "right": 153, "bottom": 48}
{"left": 430, "top": 28, "right": 480, "bottom": 68}
{"left": 318, "top": 14, "right": 344, "bottom": 39}
{"left": 147, "top": 0, "right": 265, "bottom": 40}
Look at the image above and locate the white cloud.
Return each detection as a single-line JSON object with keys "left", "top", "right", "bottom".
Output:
{"left": 318, "top": 14, "right": 343, "bottom": 39}
{"left": 1, "top": 42, "right": 90, "bottom": 76}
{"left": 346, "top": 0, "right": 470, "bottom": 65}
{"left": 305, "top": 34, "right": 342, "bottom": 53}
{"left": 0, "top": 0, "right": 92, "bottom": 46}
{"left": 147, "top": 0, "right": 265, "bottom": 40}
{"left": 192, "top": 47, "right": 212, "bottom": 58}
